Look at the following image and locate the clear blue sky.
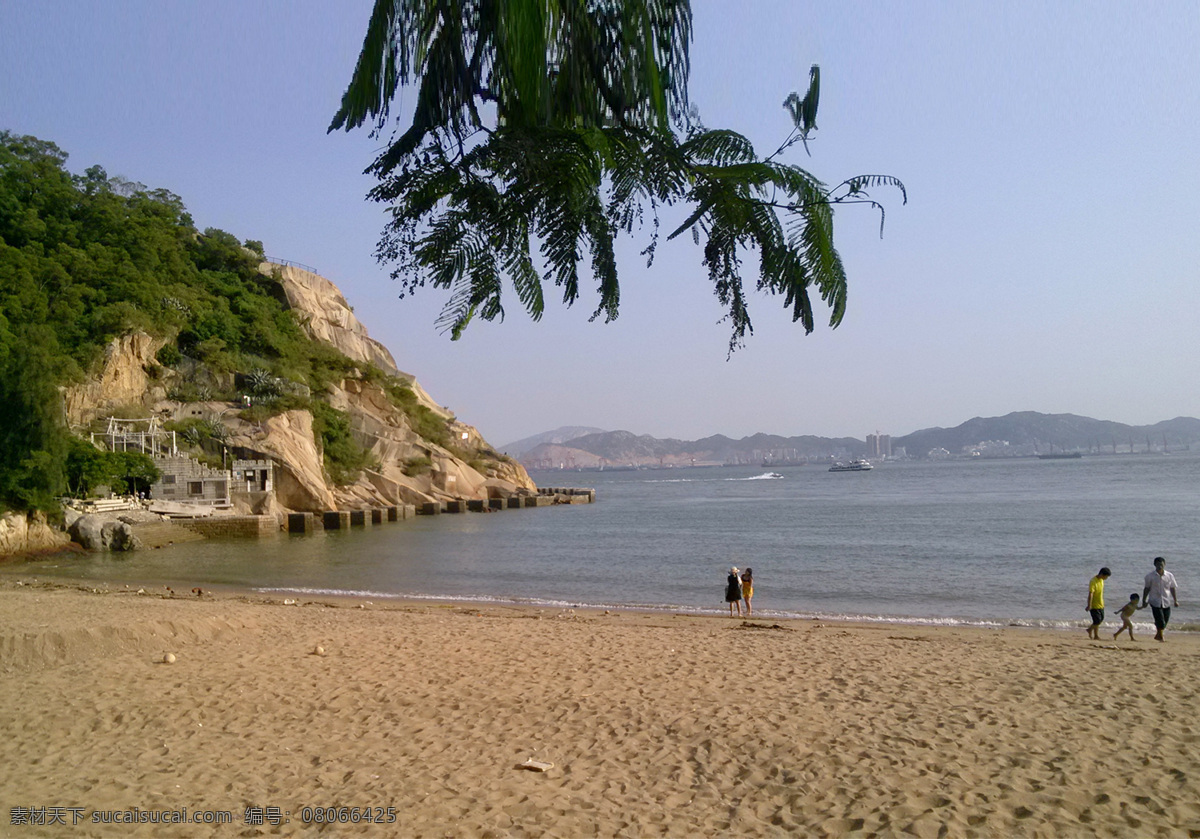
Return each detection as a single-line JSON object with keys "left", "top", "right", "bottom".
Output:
{"left": 3, "top": 1, "right": 1198, "bottom": 447}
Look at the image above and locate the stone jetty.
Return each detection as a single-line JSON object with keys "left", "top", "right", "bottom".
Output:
{"left": 279, "top": 488, "right": 595, "bottom": 538}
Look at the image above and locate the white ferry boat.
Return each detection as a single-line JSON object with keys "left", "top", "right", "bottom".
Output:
{"left": 828, "top": 459, "right": 873, "bottom": 472}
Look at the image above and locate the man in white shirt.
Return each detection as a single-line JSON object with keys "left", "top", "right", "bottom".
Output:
{"left": 1142, "top": 556, "right": 1180, "bottom": 642}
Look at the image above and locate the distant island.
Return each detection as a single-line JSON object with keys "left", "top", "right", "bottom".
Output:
{"left": 507, "top": 413, "right": 1200, "bottom": 469}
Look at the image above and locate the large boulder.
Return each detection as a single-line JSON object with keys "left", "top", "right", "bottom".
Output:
{"left": 69, "top": 515, "right": 106, "bottom": 551}
{"left": 69, "top": 515, "right": 143, "bottom": 551}
{"left": 102, "top": 521, "right": 141, "bottom": 551}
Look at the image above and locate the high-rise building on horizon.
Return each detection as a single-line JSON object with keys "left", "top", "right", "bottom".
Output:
{"left": 867, "top": 432, "right": 892, "bottom": 458}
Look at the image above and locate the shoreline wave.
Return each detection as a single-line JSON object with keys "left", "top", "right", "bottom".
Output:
{"left": 253, "top": 585, "right": 1191, "bottom": 633}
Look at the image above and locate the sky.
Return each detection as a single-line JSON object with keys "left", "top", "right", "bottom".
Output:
{"left": 2, "top": 1, "right": 1198, "bottom": 447}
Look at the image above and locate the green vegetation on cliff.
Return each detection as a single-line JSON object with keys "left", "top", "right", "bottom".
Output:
{"left": 309, "top": 401, "right": 380, "bottom": 486}
{"left": 0, "top": 131, "right": 444, "bottom": 509}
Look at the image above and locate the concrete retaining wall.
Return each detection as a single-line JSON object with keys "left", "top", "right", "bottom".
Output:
{"left": 176, "top": 515, "right": 278, "bottom": 539}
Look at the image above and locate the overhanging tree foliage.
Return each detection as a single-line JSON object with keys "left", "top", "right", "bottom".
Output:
{"left": 331, "top": 0, "right": 903, "bottom": 351}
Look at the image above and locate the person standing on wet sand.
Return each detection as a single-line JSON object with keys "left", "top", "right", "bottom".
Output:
{"left": 741, "top": 568, "right": 754, "bottom": 617}
{"left": 1086, "top": 567, "right": 1110, "bottom": 640}
{"left": 1142, "top": 556, "right": 1179, "bottom": 642}
{"left": 725, "top": 567, "right": 742, "bottom": 617}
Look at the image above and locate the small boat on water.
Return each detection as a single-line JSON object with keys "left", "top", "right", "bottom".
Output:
{"left": 1036, "top": 452, "right": 1083, "bottom": 460}
{"left": 829, "top": 459, "right": 873, "bottom": 472}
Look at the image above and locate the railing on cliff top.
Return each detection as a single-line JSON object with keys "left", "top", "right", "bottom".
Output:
{"left": 264, "top": 256, "right": 320, "bottom": 275}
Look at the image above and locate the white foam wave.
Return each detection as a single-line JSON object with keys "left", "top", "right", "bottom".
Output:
{"left": 254, "top": 587, "right": 1114, "bottom": 632}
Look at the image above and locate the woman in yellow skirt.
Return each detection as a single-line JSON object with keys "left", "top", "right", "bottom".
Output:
{"left": 741, "top": 568, "right": 754, "bottom": 617}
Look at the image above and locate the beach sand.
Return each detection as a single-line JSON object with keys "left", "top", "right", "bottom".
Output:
{"left": 2, "top": 580, "right": 1200, "bottom": 838}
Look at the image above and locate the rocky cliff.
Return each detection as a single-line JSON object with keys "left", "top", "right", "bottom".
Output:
{"left": 63, "top": 332, "right": 166, "bottom": 429}
{"left": 0, "top": 512, "right": 70, "bottom": 556}
{"left": 61, "top": 262, "right": 535, "bottom": 515}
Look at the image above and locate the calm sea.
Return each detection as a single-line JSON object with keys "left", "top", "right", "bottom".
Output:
{"left": 9, "top": 454, "right": 1199, "bottom": 632}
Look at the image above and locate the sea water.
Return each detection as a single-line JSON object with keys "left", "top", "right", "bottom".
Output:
{"left": 9, "top": 453, "right": 1199, "bottom": 631}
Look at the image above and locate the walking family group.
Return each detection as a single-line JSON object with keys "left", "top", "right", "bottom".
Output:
{"left": 1087, "top": 556, "right": 1179, "bottom": 641}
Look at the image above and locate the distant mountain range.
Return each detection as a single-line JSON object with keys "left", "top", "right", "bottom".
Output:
{"left": 500, "top": 426, "right": 607, "bottom": 457}
{"left": 509, "top": 413, "right": 1200, "bottom": 468}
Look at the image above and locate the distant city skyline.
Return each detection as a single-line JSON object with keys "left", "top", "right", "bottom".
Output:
{"left": 506, "top": 413, "right": 1200, "bottom": 470}
{"left": 3, "top": 1, "right": 1198, "bottom": 446}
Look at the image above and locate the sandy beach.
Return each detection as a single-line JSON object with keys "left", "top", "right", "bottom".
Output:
{"left": 2, "top": 580, "right": 1200, "bottom": 838}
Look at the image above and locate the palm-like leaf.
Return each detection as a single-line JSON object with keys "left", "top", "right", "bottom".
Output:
{"left": 336, "top": 1, "right": 902, "bottom": 349}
